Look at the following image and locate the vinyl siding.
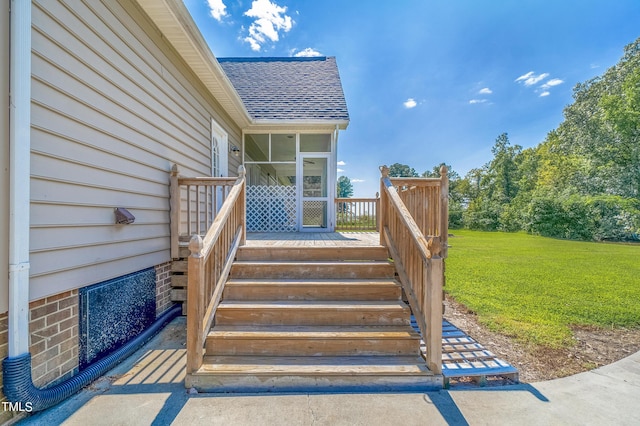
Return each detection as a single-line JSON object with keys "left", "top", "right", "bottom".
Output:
{"left": 29, "top": 0, "right": 242, "bottom": 300}
{"left": 0, "top": 0, "right": 9, "bottom": 312}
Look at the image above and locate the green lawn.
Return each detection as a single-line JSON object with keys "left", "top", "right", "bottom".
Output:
{"left": 445, "top": 230, "right": 640, "bottom": 348}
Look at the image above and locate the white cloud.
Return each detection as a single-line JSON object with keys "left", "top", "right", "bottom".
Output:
{"left": 541, "top": 78, "right": 564, "bottom": 89}
{"left": 293, "top": 47, "right": 323, "bottom": 57}
{"left": 351, "top": 178, "right": 365, "bottom": 183}
{"left": 515, "top": 71, "right": 549, "bottom": 86}
{"left": 403, "top": 98, "right": 417, "bottom": 109}
{"left": 539, "top": 91, "right": 550, "bottom": 97}
{"left": 243, "top": 0, "right": 293, "bottom": 51}
{"left": 469, "top": 99, "right": 488, "bottom": 104}
{"left": 337, "top": 168, "right": 345, "bottom": 173}
{"left": 207, "top": 0, "right": 228, "bottom": 21}
{"left": 515, "top": 71, "right": 534, "bottom": 83}
{"left": 479, "top": 87, "right": 493, "bottom": 95}
{"left": 337, "top": 160, "right": 346, "bottom": 166}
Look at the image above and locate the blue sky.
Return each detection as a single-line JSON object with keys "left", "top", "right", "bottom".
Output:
{"left": 184, "top": 0, "right": 640, "bottom": 197}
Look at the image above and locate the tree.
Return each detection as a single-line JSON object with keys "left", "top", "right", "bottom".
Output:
{"left": 388, "top": 163, "right": 419, "bottom": 177}
{"left": 337, "top": 176, "right": 354, "bottom": 198}
{"left": 487, "top": 133, "right": 522, "bottom": 203}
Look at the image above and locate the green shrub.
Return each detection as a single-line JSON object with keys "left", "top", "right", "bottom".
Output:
{"left": 523, "top": 194, "right": 640, "bottom": 241}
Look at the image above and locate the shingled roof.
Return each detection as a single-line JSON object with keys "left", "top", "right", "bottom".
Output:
{"left": 217, "top": 57, "right": 349, "bottom": 124}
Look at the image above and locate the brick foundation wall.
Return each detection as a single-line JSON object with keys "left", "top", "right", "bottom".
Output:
{"left": 1, "top": 291, "right": 79, "bottom": 422}
{"left": 29, "top": 290, "right": 79, "bottom": 388}
{"left": 1, "top": 266, "right": 168, "bottom": 420}
{"left": 155, "top": 262, "right": 173, "bottom": 316}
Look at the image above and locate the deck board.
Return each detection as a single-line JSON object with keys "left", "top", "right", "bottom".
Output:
{"left": 245, "top": 232, "right": 381, "bottom": 247}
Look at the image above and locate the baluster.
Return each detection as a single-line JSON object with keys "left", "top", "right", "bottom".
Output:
{"left": 187, "top": 185, "right": 192, "bottom": 236}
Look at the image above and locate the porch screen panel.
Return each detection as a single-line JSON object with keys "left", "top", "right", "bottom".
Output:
{"left": 247, "top": 185, "right": 297, "bottom": 232}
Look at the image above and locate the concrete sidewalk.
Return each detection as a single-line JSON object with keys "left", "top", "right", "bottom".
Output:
{"left": 19, "top": 317, "right": 640, "bottom": 426}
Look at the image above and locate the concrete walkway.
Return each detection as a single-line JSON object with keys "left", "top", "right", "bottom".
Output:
{"left": 20, "top": 317, "right": 640, "bottom": 426}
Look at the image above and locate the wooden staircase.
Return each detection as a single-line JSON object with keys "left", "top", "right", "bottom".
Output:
{"left": 185, "top": 246, "right": 443, "bottom": 392}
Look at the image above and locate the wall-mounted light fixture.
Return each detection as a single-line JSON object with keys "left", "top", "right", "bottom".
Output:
{"left": 229, "top": 144, "right": 241, "bottom": 157}
{"left": 114, "top": 207, "right": 135, "bottom": 225}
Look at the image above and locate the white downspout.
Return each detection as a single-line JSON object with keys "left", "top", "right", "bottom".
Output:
{"left": 8, "top": 0, "right": 32, "bottom": 357}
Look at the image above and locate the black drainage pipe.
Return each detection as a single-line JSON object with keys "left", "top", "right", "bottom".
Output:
{"left": 2, "top": 304, "right": 182, "bottom": 412}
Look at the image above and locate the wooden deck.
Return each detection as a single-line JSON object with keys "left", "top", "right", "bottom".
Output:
{"left": 245, "top": 232, "right": 381, "bottom": 247}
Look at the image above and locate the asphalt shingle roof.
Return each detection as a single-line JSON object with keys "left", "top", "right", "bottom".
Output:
{"left": 217, "top": 57, "right": 349, "bottom": 122}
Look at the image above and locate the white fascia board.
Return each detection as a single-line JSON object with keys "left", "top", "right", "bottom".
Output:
{"left": 246, "top": 120, "right": 349, "bottom": 131}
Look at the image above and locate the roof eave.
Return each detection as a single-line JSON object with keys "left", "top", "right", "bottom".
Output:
{"left": 135, "top": 0, "right": 252, "bottom": 128}
{"left": 248, "top": 119, "right": 350, "bottom": 131}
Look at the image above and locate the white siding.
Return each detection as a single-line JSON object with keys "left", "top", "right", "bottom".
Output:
{"left": 29, "top": 0, "right": 242, "bottom": 300}
{"left": 0, "top": 0, "right": 10, "bottom": 312}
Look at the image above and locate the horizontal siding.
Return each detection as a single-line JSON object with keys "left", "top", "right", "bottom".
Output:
{"left": 29, "top": 251, "right": 168, "bottom": 301}
{"left": 29, "top": 0, "right": 242, "bottom": 299}
{"left": 31, "top": 202, "right": 167, "bottom": 227}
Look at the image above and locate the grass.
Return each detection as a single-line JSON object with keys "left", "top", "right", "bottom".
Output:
{"left": 445, "top": 230, "right": 640, "bottom": 349}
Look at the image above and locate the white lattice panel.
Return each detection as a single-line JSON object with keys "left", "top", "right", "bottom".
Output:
{"left": 303, "top": 201, "right": 327, "bottom": 227}
{"left": 247, "top": 185, "right": 297, "bottom": 232}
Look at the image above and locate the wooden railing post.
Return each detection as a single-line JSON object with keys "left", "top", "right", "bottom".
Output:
{"left": 379, "top": 165, "right": 389, "bottom": 246}
{"left": 170, "top": 164, "right": 180, "bottom": 259}
{"left": 186, "top": 234, "right": 205, "bottom": 374}
{"left": 425, "top": 257, "right": 443, "bottom": 374}
{"left": 439, "top": 165, "right": 449, "bottom": 259}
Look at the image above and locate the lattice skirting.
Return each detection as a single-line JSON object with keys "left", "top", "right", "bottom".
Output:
{"left": 303, "top": 201, "right": 327, "bottom": 227}
{"left": 247, "top": 185, "right": 297, "bottom": 232}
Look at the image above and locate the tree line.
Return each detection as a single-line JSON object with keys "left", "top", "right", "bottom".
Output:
{"left": 390, "top": 37, "right": 640, "bottom": 242}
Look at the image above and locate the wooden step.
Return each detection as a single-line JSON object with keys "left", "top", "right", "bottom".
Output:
{"left": 171, "top": 274, "right": 187, "bottom": 288}
{"left": 187, "top": 355, "right": 442, "bottom": 392}
{"left": 236, "top": 246, "right": 389, "bottom": 262}
{"left": 223, "top": 279, "right": 402, "bottom": 301}
{"left": 206, "top": 325, "right": 421, "bottom": 356}
{"left": 172, "top": 260, "right": 188, "bottom": 273}
{"left": 215, "top": 301, "right": 411, "bottom": 326}
{"left": 230, "top": 261, "right": 395, "bottom": 279}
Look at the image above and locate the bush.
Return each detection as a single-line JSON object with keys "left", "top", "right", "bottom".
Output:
{"left": 523, "top": 196, "right": 565, "bottom": 238}
{"left": 523, "top": 194, "right": 640, "bottom": 241}
{"left": 588, "top": 195, "right": 640, "bottom": 241}
{"left": 463, "top": 198, "right": 502, "bottom": 231}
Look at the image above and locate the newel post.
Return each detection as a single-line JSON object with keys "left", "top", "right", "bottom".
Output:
{"left": 170, "top": 164, "right": 180, "bottom": 259}
{"left": 439, "top": 165, "right": 449, "bottom": 259}
{"left": 426, "top": 257, "right": 444, "bottom": 374}
{"left": 379, "top": 165, "right": 389, "bottom": 246}
{"left": 186, "top": 234, "right": 205, "bottom": 374}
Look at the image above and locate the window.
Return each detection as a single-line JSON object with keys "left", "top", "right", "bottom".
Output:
{"left": 300, "top": 134, "right": 331, "bottom": 152}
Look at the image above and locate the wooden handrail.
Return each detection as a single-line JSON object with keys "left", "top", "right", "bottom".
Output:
{"left": 186, "top": 166, "right": 246, "bottom": 374}
{"left": 178, "top": 177, "right": 237, "bottom": 185}
{"left": 389, "top": 178, "right": 441, "bottom": 187}
{"left": 335, "top": 196, "right": 379, "bottom": 231}
{"left": 378, "top": 165, "right": 447, "bottom": 374}
{"left": 170, "top": 165, "right": 240, "bottom": 258}
{"left": 380, "top": 177, "right": 439, "bottom": 261}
